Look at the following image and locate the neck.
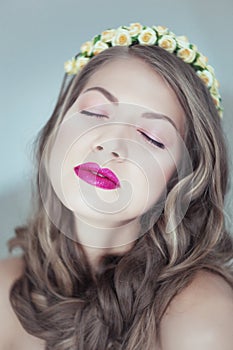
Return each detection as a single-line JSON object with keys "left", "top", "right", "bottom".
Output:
{"left": 73, "top": 215, "right": 141, "bottom": 268}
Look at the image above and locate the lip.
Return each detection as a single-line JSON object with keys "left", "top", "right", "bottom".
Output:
{"left": 73, "top": 162, "right": 121, "bottom": 190}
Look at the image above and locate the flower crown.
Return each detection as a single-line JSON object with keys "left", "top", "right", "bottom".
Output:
{"left": 64, "top": 23, "right": 223, "bottom": 118}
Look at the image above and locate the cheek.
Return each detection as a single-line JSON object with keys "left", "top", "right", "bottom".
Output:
{"left": 48, "top": 112, "right": 99, "bottom": 172}
{"left": 146, "top": 145, "right": 182, "bottom": 194}
{"left": 136, "top": 154, "right": 168, "bottom": 201}
{"left": 162, "top": 156, "right": 178, "bottom": 182}
{"left": 46, "top": 118, "right": 88, "bottom": 204}
{"left": 151, "top": 151, "right": 178, "bottom": 177}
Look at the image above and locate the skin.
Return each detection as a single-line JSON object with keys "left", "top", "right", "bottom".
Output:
{"left": 0, "top": 257, "right": 232, "bottom": 349}
{"left": 47, "top": 57, "right": 186, "bottom": 267}
{"left": 1, "top": 57, "right": 232, "bottom": 349}
{"left": 160, "top": 270, "right": 233, "bottom": 350}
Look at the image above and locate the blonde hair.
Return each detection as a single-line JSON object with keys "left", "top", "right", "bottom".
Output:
{"left": 8, "top": 45, "right": 233, "bottom": 350}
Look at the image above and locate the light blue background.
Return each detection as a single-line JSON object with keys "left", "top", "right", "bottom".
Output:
{"left": 0, "top": 0, "right": 233, "bottom": 258}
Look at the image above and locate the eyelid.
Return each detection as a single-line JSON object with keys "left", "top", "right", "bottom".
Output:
{"left": 80, "top": 110, "right": 165, "bottom": 149}
{"left": 137, "top": 127, "right": 165, "bottom": 146}
{"left": 80, "top": 110, "right": 109, "bottom": 118}
{"left": 138, "top": 130, "right": 165, "bottom": 149}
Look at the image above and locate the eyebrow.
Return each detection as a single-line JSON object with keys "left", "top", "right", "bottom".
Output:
{"left": 83, "top": 86, "right": 119, "bottom": 105}
{"left": 82, "top": 86, "right": 178, "bottom": 131}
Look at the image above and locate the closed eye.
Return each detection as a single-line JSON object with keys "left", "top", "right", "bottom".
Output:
{"left": 139, "top": 130, "right": 165, "bottom": 149}
{"left": 80, "top": 110, "right": 108, "bottom": 118}
{"left": 80, "top": 110, "right": 165, "bottom": 149}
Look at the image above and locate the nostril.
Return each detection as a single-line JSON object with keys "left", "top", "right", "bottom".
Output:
{"left": 112, "top": 152, "right": 120, "bottom": 157}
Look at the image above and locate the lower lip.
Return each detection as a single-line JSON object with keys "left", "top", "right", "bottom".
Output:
{"left": 74, "top": 168, "right": 120, "bottom": 190}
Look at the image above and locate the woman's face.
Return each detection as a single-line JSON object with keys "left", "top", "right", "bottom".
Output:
{"left": 45, "top": 57, "right": 186, "bottom": 236}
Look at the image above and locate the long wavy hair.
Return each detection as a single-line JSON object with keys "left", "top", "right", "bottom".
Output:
{"left": 8, "top": 45, "right": 233, "bottom": 350}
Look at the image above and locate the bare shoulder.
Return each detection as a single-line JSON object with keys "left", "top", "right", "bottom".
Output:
{"left": 0, "top": 255, "right": 25, "bottom": 282}
{"left": 0, "top": 255, "right": 25, "bottom": 312}
{"left": 0, "top": 256, "right": 25, "bottom": 307}
{"left": 0, "top": 256, "right": 45, "bottom": 350}
{"left": 0, "top": 256, "right": 25, "bottom": 348}
{"left": 160, "top": 269, "right": 233, "bottom": 350}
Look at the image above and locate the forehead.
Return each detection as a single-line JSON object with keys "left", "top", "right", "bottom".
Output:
{"left": 78, "top": 57, "right": 186, "bottom": 136}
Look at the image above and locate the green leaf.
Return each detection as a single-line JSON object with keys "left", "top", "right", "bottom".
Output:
{"left": 93, "top": 35, "right": 101, "bottom": 45}
{"left": 131, "top": 37, "right": 139, "bottom": 44}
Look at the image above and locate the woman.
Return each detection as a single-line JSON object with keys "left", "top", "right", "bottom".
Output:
{"left": 0, "top": 23, "right": 233, "bottom": 350}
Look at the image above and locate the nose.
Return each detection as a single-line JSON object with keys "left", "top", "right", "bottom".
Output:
{"left": 92, "top": 127, "right": 129, "bottom": 161}
{"left": 93, "top": 144, "right": 124, "bottom": 159}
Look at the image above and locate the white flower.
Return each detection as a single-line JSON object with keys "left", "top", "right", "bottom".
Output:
{"left": 177, "top": 48, "right": 196, "bottom": 63}
{"left": 168, "top": 31, "right": 176, "bottom": 37}
{"left": 211, "top": 94, "right": 221, "bottom": 109}
{"left": 158, "top": 35, "right": 177, "bottom": 53}
{"left": 210, "top": 78, "right": 220, "bottom": 96}
{"left": 194, "top": 54, "right": 208, "bottom": 69}
{"left": 64, "top": 56, "right": 90, "bottom": 75}
{"left": 197, "top": 69, "right": 214, "bottom": 88}
{"left": 191, "top": 44, "right": 198, "bottom": 51}
{"left": 129, "top": 22, "right": 143, "bottom": 36}
{"left": 218, "top": 107, "right": 223, "bottom": 119}
{"left": 206, "top": 64, "right": 215, "bottom": 75}
{"left": 92, "top": 41, "right": 109, "bottom": 55}
{"left": 138, "top": 27, "right": 157, "bottom": 45}
{"left": 111, "top": 28, "right": 132, "bottom": 46}
{"left": 64, "top": 57, "right": 78, "bottom": 75}
{"left": 101, "top": 29, "right": 116, "bottom": 43}
{"left": 176, "top": 35, "right": 190, "bottom": 49}
{"left": 213, "top": 77, "right": 220, "bottom": 88}
{"left": 80, "top": 41, "right": 93, "bottom": 56}
{"left": 75, "top": 56, "right": 90, "bottom": 71}
{"left": 152, "top": 25, "right": 168, "bottom": 36}
{"left": 210, "top": 87, "right": 222, "bottom": 117}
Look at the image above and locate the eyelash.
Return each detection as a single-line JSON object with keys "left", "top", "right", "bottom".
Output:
{"left": 81, "top": 110, "right": 108, "bottom": 118}
{"left": 80, "top": 110, "right": 165, "bottom": 149}
{"left": 139, "top": 130, "right": 165, "bottom": 149}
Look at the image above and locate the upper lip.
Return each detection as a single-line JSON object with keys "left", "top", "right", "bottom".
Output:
{"left": 74, "top": 162, "right": 120, "bottom": 186}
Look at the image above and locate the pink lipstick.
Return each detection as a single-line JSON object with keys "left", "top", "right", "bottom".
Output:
{"left": 73, "top": 162, "right": 120, "bottom": 190}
